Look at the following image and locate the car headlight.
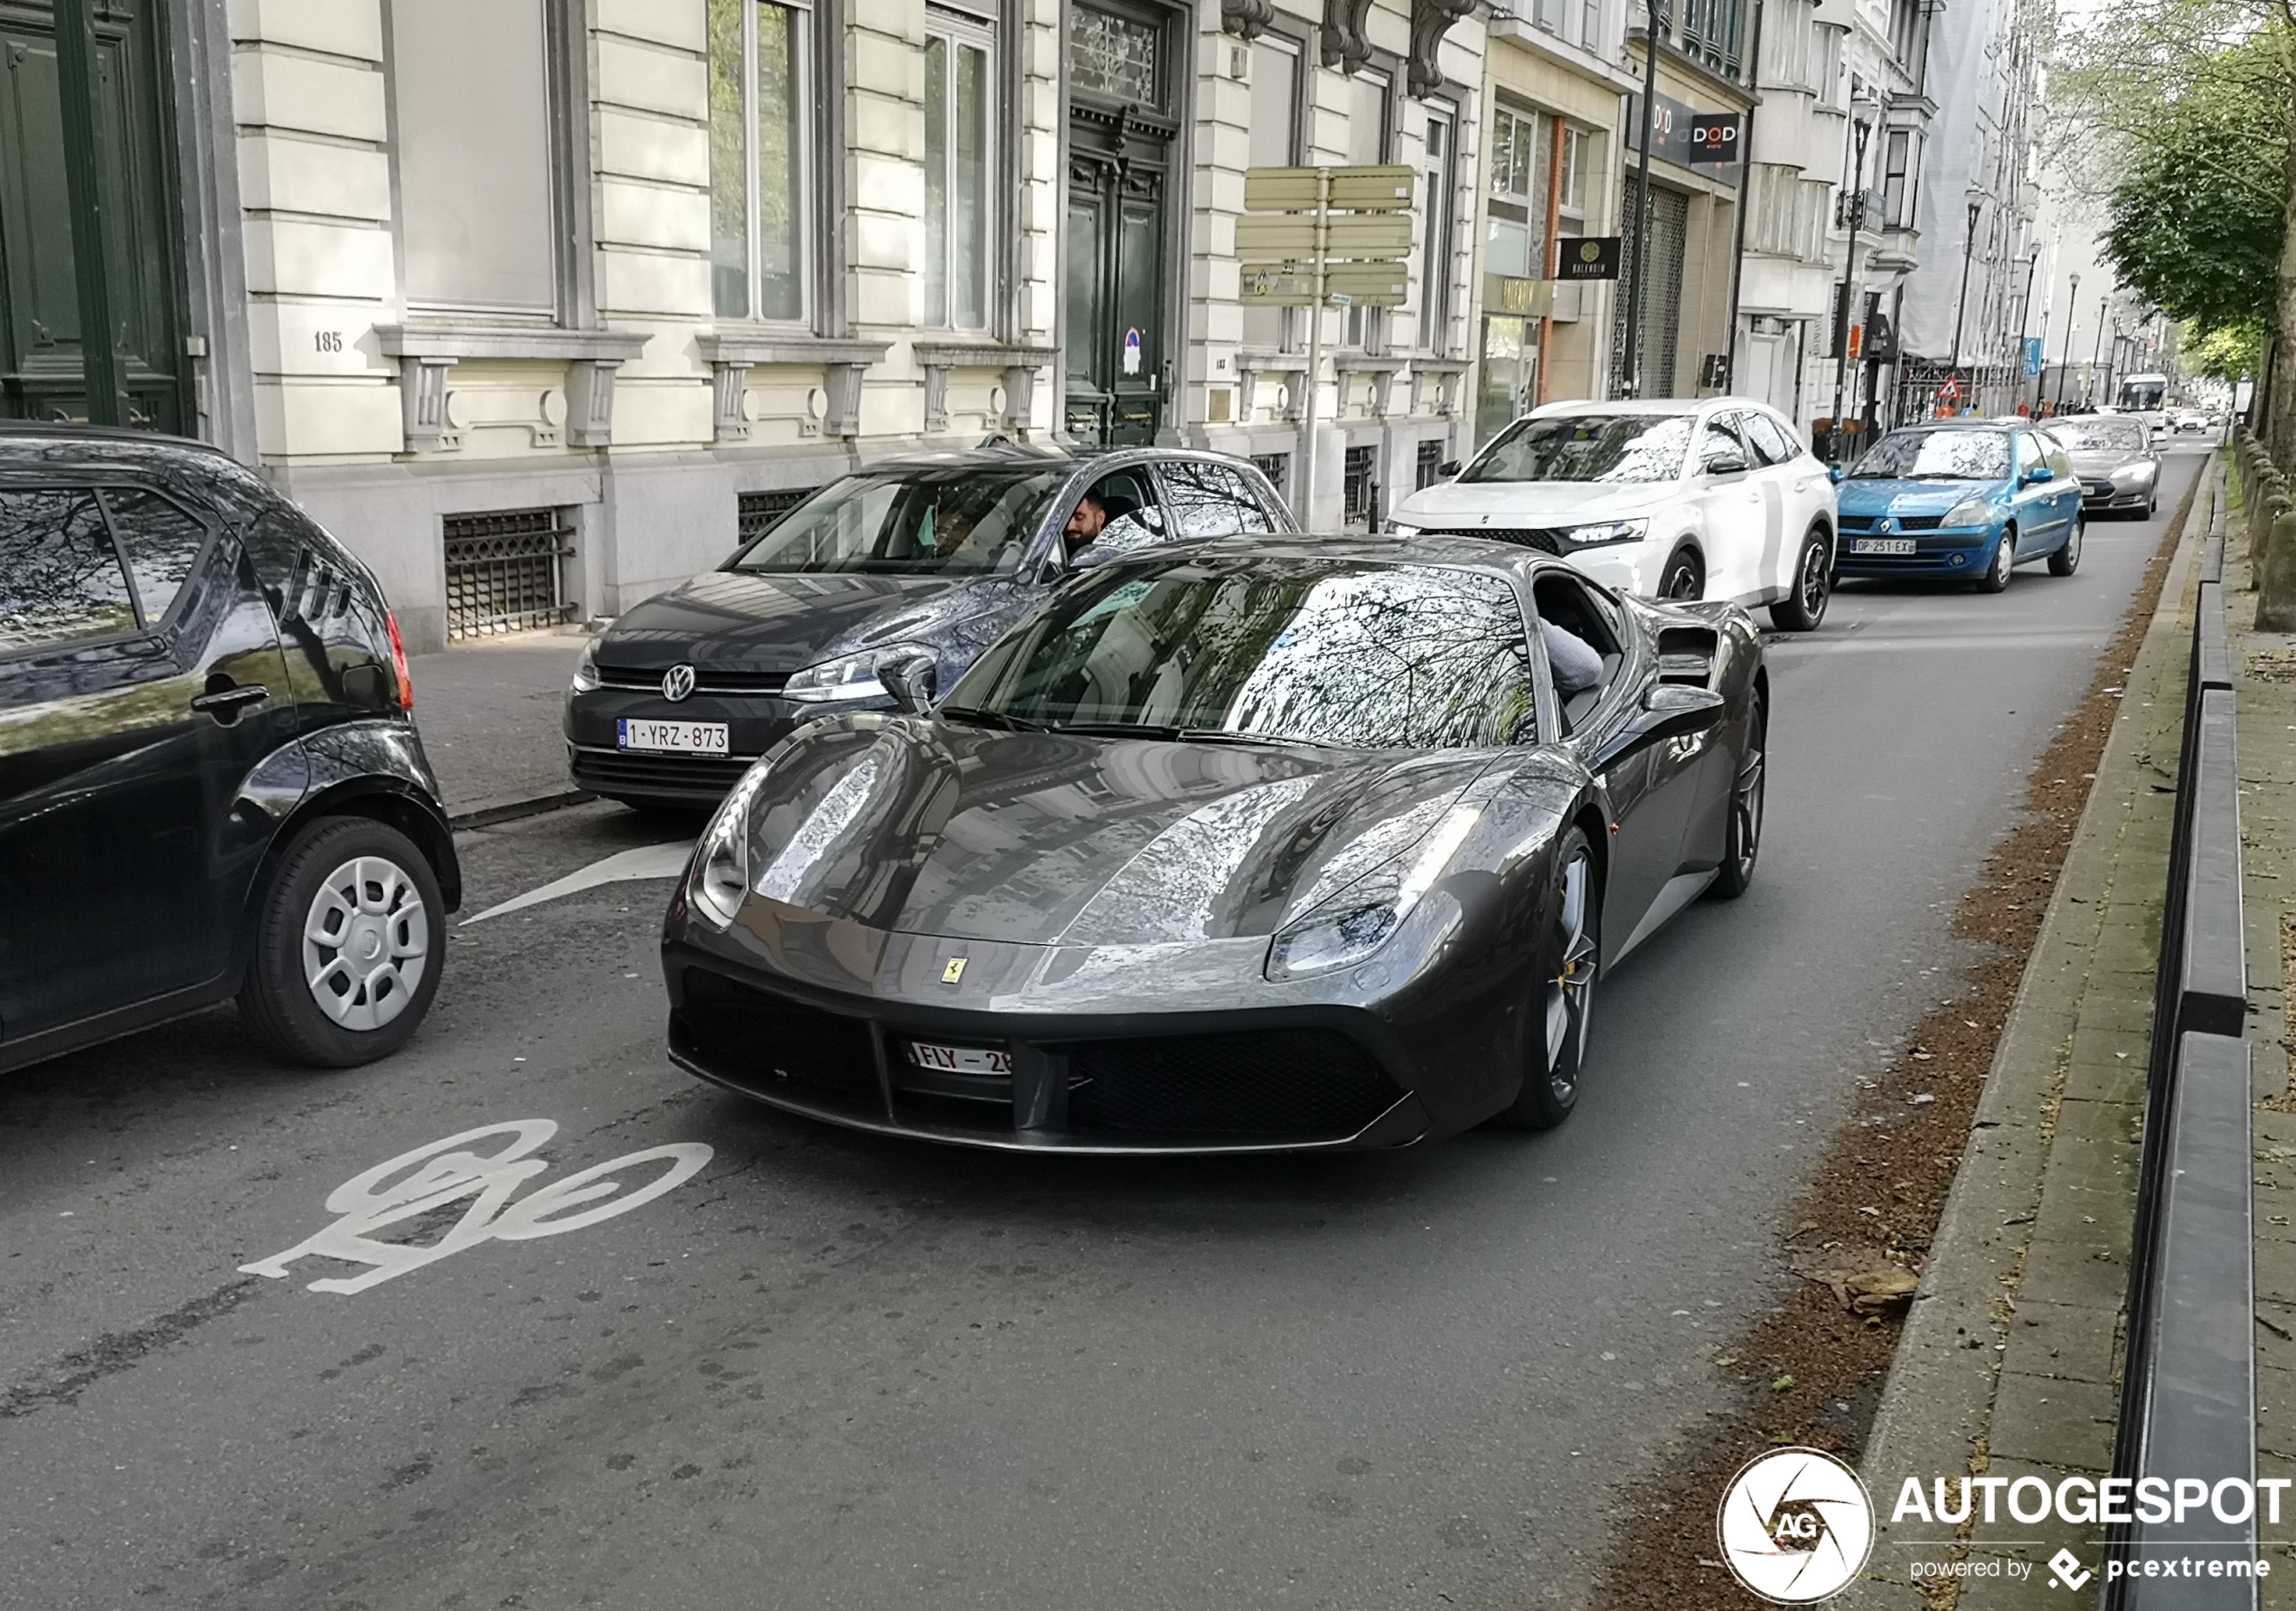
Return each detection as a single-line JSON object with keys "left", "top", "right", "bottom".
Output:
{"left": 1266, "top": 805, "right": 1479, "bottom": 980}
{"left": 1385, "top": 521, "right": 1422, "bottom": 538}
{"left": 689, "top": 761, "right": 773, "bottom": 928}
{"left": 570, "top": 640, "right": 601, "bottom": 693}
{"left": 2111, "top": 463, "right": 2155, "bottom": 486}
{"left": 785, "top": 643, "right": 933, "bottom": 703}
{"left": 1559, "top": 518, "right": 1646, "bottom": 550}
{"left": 1943, "top": 497, "right": 1994, "bottom": 529}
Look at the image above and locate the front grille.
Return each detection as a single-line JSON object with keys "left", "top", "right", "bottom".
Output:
{"left": 442, "top": 508, "right": 575, "bottom": 641}
{"left": 1840, "top": 515, "right": 1876, "bottom": 532}
{"left": 597, "top": 664, "right": 791, "bottom": 695}
{"left": 1421, "top": 527, "right": 1563, "bottom": 555}
{"left": 1062, "top": 1029, "right": 1400, "bottom": 1137}
{"left": 569, "top": 747, "right": 758, "bottom": 797}
{"left": 1840, "top": 513, "right": 1944, "bottom": 533}
{"left": 676, "top": 970, "right": 881, "bottom": 1111}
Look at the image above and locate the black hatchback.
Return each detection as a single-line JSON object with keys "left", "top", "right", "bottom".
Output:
{"left": 565, "top": 445, "right": 1293, "bottom": 808}
{"left": 0, "top": 426, "right": 460, "bottom": 1073}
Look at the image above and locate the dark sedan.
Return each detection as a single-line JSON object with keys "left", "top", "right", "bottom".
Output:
{"left": 2046, "top": 416, "right": 2161, "bottom": 518}
{"left": 566, "top": 446, "right": 1292, "bottom": 809}
{"left": 660, "top": 537, "right": 1768, "bottom": 1153}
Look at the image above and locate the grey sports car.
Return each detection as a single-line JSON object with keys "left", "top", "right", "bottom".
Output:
{"left": 662, "top": 537, "right": 1768, "bottom": 1153}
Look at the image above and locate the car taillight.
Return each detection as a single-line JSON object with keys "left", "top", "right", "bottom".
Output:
{"left": 386, "top": 610, "right": 414, "bottom": 711}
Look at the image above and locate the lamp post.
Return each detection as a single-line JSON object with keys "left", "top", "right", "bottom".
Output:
{"left": 2051, "top": 270, "right": 2080, "bottom": 416}
{"left": 1827, "top": 108, "right": 1875, "bottom": 460}
{"left": 1949, "top": 197, "right": 1982, "bottom": 402}
{"left": 2014, "top": 250, "right": 2041, "bottom": 413}
{"left": 2084, "top": 292, "right": 2110, "bottom": 410}
{"left": 1619, "top": 0, "right": 1667, "bottom": 400}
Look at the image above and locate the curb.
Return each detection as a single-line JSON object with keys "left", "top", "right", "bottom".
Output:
{"left": 1834, "top": 458, "right": 2214, "bottom": 1607}
{"left": 447, "top": 787, "right": 597, "bottom": 831}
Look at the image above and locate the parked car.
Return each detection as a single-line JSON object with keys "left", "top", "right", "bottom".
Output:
{"left": 2045, "top": 415, "right": 2162, "bottom": 518}
{"left": 1385, "top": 397, "right": 1838, "bottom": 633}
{"left": 565, "top": 445, "right": 1294, "bottom": 810}
{"left": 1834, "top": 420, "right": 2085, "bottom": 589}
{"left": 0, "top": 425, "right": 459, "bottom": 1074}
{"left": 663, "top": 535, "right": 1768, "bottom": 1150}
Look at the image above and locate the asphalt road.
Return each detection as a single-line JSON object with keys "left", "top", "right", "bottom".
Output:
{"left": 0, "top": 450, "right": 2201, "bottom": 1611}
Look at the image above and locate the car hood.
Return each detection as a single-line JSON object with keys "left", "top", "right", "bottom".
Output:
{"left": 1836, "top": 477, "right": 1998, "bottom": 515}
{"left": 1392, "top": 478, "right": 1679, "bottom": 528}
{"left": 725, "top": 715, "right": 1502, "bottom": 947}
{"left": 597, "top": 569, "right": 1030, "bottom": 674}
{"left": 2067, "top": 449, "right": 2148, "bottom": 476}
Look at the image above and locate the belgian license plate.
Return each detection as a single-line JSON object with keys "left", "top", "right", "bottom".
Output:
{"left": 616, "top": 718, "right": 729, "bottom": 755}
{"left": 906, "top": 1041, "right": 1012, "bottom": 1076}
{"left": 1849, "top": 538, "right": 1916, "bottom": 556}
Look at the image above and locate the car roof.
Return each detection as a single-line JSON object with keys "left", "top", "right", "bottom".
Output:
{"left": 1127, "top": 531, "right": 1569, "bottom": 581}
{"left": 1527, "top": 395, "right": 1775, "bottom": 419}
{"left": 0, "top": 419, "right": 240, "bottom": 471}
{"left": 848, "top": 442, "right": 1268, "bottom": 478}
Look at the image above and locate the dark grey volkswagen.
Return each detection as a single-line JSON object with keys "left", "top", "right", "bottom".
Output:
{"left": 563, "top": 445, "right": 1292, "bottom": 809}
{"left": 0, "top": 425, "right": 459, "bottom": 1074}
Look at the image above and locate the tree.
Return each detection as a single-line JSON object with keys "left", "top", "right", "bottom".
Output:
{"left": 2183, "top": 317, "right": 2266, "bottom": 382}
{"left": 2054, "top": 3, "right": 2296, "bottom": 460}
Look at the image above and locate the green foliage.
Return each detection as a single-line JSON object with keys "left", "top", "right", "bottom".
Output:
{"left": 2097, "top": 54, "right": 2285, "bottom": 337}
{"left": 2181, "top": 317, "right": 2265, "bottom": 380}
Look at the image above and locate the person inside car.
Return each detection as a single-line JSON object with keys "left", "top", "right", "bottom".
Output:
{"left": 1063, "top": 492, "right": 1113, "bottom": 563}
{"left": 1540, "top": 619, "right": 1604, "bottom": 696}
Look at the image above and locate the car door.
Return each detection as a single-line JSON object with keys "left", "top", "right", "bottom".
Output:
{"left": 1693, "top": 414, "right": 1764, "bottom": 601}
{"left": 2039, "top": 432, "right": 2083, "bottom": 543}
{"left": 1157, "top": 459, "right": 1282, "bottom": 539}
{"left": 1535, "top": 570, "right": 1698, "bottom": 958}
{"left": 2009, "top": 431, "right": 2064, "bottom": 552}
{"left": 0, "top": 482, "right": 292, "bottom": 1042}
{"left": 1742, "top": 409, "right": 1828, "bottom": 589}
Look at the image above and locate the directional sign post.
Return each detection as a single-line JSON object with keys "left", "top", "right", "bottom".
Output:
{"left": 1240, "top": 164, "right": 1416, "bottom": 523}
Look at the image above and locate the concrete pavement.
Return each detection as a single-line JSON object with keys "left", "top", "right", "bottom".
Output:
{"left": 404, "top": 626, "right": 589, "bottom": 822}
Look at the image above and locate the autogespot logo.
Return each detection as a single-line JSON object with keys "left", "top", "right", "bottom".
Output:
{"left": 1717, "top": 1447, "right": 1877, "bottom": 1604}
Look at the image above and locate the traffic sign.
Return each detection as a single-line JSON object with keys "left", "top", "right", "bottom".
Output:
{"left": 1235, "top": 212, "right": 1413, "bottom": 261}
{"left": 1243, "top": 164, "right": 1416, "bottom": 212}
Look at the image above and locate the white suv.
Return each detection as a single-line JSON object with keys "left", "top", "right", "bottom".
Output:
{"left": 1388, "top": 397, "right": 1839, "bottom": 630}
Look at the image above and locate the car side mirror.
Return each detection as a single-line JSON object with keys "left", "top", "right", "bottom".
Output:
{"left": 1589, "top": 683, "right": 1726, "bottom": 771}
{"left": 1702, "top": 451, "right": 1750, "bottom": 478}
{"left": 2021, "top": 465, "right": 2055, "bottom": 486}
{"left": 1828, "top": 465, "right": 1846, "bottom": 485}
{"left": 880, "top": 654, "right": 937, "bottom": 714}
{"left": 1437, "top": 459, "right": 1461, "bottom": 478}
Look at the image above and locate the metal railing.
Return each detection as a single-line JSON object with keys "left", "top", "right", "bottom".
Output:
{"left": 2104, "top": 464, "right": 2256, "bottom": 1606}
{"left": 441, "top": 508, "right": 575, "bottom": 641}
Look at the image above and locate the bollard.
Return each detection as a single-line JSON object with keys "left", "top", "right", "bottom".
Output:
{"left": 2262, "top": 509, "right": 2296, "bottom": 631}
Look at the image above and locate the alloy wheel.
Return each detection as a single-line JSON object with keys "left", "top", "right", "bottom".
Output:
{"left": 1732, "top": 723, "right": 1765, "bottom": 885}
{"left": 1544, "top": 852, "right": 1598, "bottom": 1102}
{"left": 1660, "top": 551, "right": 1704, "bottom": 601}
{"left": 302, "top": 855, "right": 430, "bottom": 1031}
{"left": 1795, "top": 541, "right": 1830, "bottom": 625}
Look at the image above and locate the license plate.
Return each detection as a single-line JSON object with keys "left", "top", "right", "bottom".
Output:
{"left": 1849, "top": 538, "right": 1916, "bottom": 556}
{"left": 906, "top": 1041, "right": 1012, "bottom": 1077}
{"left": 616, "top": 718, "right": 729, "bottom": 755}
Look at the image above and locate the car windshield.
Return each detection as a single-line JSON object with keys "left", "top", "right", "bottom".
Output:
{"left": 1458, "top": 414, "right": 1692, "bottom": 485}
{"left": 1849, "top": 429, "right": 2011, "bottom": 482}
{"left": 2049, "top": 420, "right": 2148, "bottom": 453}
{"left": 728, "top": 465, "right": 1068, "bottom": 576}
{"left": 942, "top": 558, "right": 1538, "bottom": 749}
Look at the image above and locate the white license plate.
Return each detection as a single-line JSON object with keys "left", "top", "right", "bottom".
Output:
{"left": 906, "top": 1041, "right": 1012, "bottom": 1077}
{"left": 1849, "top": 538, "right": 1916, "bottom": 556}
{"left": 616, "top": 718, "right": 729, "bottom": 755}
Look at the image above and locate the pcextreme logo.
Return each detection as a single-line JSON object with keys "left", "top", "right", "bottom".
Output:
{"left": 1717, "top": 1447, "right": 1877, "bottom": 1604}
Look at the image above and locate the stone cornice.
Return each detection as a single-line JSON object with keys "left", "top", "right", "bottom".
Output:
{"left": 375, "top": 324, "right": 649, "bottom": 363}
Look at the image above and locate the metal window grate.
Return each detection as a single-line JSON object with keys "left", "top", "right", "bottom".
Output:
{"left": 1416, "top": 438, "right": 1444, "bottom": 490}
{"left": 1250, "top": 453, "right": 1290, "bottom": 501}
{"left": 442, "top": 508, "right": 574, "bottom": 641}
{"left": 1342, "top": 446, "right": 1377, "bottom": 525}
{"left": 738, "top": 487, "right": 818, "bottom": 545}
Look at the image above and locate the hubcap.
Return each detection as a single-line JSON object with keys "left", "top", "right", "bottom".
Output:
{"left": 1544, "top": 853, "right": 1597, "bottom": 1098}
{"left": 302, "top": 855, "right": 429, "bottom": 1032}
{"left": 1800, "top": 543, "right": 1828, "bottom": 616}
{"left": 1735, "top": 730, "right": 1766, "bottom": 876}
{"left": 1663, "top": 561, "right": 1700, "bottom": 601}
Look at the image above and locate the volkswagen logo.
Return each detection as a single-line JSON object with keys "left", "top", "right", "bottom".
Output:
{"left": 661, "top": 664, "right": 697, "bottom": 702}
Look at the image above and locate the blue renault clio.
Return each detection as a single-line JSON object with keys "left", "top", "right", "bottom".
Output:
{"left": 1834, "top": 420, "right": 2085, "bottom": 590}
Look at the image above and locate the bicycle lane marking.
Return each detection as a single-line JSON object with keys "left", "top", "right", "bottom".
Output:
{"left": 240, "top": 1120, "right": 712, "bottom": 1295}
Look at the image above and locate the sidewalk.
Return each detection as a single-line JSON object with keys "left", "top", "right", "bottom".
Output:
{"left": 1840, "top": 476, "right": 2203, "bottom": 1606}
{"left": 404, "top": 625, "right": 592, "bottom": 823}
{"left": 2229, "top": 462, "right": 2296, "bottom": 1597}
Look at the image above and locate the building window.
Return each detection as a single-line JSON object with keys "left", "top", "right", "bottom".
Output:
{"left": 390, "top": 0, "right": 558, "bottom": 314}
{"left": 1343, "top": 71, "right": 1392, "bottom": 350}
{"left": 1251, "top": 452, "right": 1291, "bottom": 500}
{"left": 1580, "top": 0, "right": 1602, "bottom": 48}
{"left": 1241, "top": 36, "right": 1301, "bottom": 352}
{"left": 710, "top": 0, "right": 810, "bottom": 323}
{"left": 441, "top": 508, "right": 575, "bottom": 641}
{"left": 1486, "top": 104, "right": 1549, "bottom": 280}
{"left": 1069, "top": 6, "right": 1160, "bottom": 104}
{"left": 1419, "top": 106, "right": 1457, "bottom": 353}
{"left": 1889, "top": 0, "right": 1922, "bottom": 65}
{"left": 1341, "top": 445, "right": 1377, "bottom": 526}
{"left": 1881, "top": 128, "right": 1914, "bottom": 229}
{"left": 924, "top": 13, "right": 993, "bottom": 329}
{"left": 1415, "top": 438, "right": 1444, "bottom": 490}
{"left": 1676, "top": 0, "right": 1746, "bottom": 78}
{"left": 737, "top": 486, "right": 819, "bottom": 544}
